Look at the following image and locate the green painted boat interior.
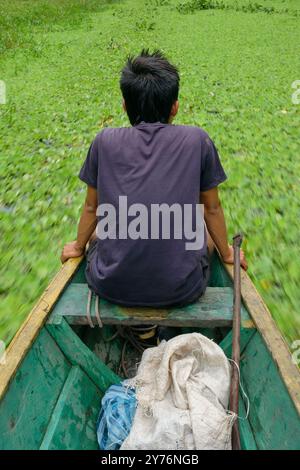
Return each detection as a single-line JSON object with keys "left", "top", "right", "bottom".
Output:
{"left": 0, "top": 253, "right": 299, "bottom": 450}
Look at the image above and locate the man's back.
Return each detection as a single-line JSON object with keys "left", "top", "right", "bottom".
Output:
{"left": 79, "top": 122, "right": 226, "bottom": 306}
{"left": 61, "top": 50, "right": 247, "bottom": 302}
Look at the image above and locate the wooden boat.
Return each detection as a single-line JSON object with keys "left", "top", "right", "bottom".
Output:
{"left": 0, "top": 252, "right": 299, "bottom": 450}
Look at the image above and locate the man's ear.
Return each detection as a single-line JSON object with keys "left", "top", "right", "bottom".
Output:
{"left": 122, "top": 99, "right": 127, "bottom": 112}
{"left": 169, "top": 100, "right": 179, "bottom": 121}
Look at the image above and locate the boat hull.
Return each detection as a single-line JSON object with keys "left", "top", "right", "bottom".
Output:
{"left": 0, "top": 254, "right": 299, "bottom": 450}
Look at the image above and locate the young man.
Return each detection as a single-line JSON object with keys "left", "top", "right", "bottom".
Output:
{"left": 61, "top": 50, "right": 247, "bottom": 307}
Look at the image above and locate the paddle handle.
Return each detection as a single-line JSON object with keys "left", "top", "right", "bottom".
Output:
{"left": 230, "top": 233, "right": 243, "bottom": 450}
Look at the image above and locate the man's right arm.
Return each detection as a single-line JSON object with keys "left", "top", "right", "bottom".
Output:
{"left": 200, "top": 187, "right": 248, "bottom": 270}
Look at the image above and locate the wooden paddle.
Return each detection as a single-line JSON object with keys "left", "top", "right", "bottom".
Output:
{"left": 229, "top": 233, "right": 243, "bottom": 450}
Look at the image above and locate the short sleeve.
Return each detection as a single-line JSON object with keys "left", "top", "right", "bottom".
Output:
{"left": 79, "top": 137, "right": 99, "bottom": 188}
{"left": 200, "top": 136, "right": 227, "bottom": 192}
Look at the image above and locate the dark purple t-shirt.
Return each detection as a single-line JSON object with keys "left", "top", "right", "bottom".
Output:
{"left": 79, "top": 122, "right": 226, "bottom": 306}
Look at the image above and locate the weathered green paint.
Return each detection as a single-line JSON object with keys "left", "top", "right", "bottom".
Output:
{"left": 241, "top": 332, "right": 300, "bottom": 450}
{"left": 46, "top": 319, "right": 120, "bottom": 393}
{"left": 218, "top": 329, "right": 258, "bottom": 450}
{"left": 1, "top": 252, "right": 299, "bottom": 450}
{"left": 0, "top": 318, "right": 120, "bottom": 450}
{"left": 0, "top": 329, "right": 71, "bottom": 450}
{"left": 49, "top": 284, "right": 251, "bottom": 328}
{"left": 40, "top": 366, "right": 101, "bottom": 450}
{"left": 219, "top": 328, "right": 256, "bottom": 358}
{"left": 219, "top": 328, "right": 300, "bottom": 450}
{"left": 239, "top": 397, "right": 257, "bottom": 450}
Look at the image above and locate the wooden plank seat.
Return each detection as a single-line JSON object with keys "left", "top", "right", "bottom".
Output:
{"left": 48, "top": 283, "right": 253, "bottom": 328}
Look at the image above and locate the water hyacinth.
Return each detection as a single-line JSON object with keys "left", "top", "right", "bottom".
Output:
{"left": 0, "top": 0, "right": 299, "bottom": 345}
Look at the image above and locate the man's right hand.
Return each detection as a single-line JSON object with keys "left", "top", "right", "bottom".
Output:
{"left": 222, "top": 245, "right": 248, "bottom": 271}
{"left": 60, "top": 241, "right": 84, "bottom": 264}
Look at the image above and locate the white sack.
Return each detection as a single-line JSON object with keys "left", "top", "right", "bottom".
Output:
{"left": 121, "top": 333, "right": 235, "bottom": 450}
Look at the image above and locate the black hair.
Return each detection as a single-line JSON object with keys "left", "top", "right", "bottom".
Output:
{"left": 120, "top": 49, "right": 179, "bottom": 125}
